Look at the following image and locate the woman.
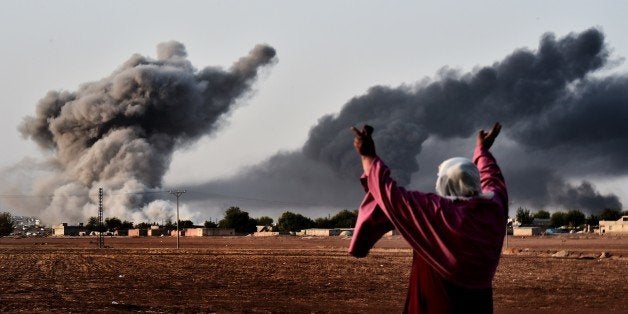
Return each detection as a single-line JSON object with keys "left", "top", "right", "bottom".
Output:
{"left": 349, "top": 123, "right": 507, "bottom": 313}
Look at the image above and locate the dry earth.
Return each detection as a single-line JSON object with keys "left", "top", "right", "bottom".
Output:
{"left": 0, "top": 235, "right": 626, "bottom": 313}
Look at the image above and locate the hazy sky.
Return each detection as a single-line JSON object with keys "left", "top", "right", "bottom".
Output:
{"left": 1, "top": 1, "right": 627, "bottom": 222}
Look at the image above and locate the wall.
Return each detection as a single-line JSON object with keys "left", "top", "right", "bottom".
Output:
{"left": 599, "top": 216, "right": 628, "bottom": 234}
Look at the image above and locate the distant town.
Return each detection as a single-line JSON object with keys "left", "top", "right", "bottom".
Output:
{"left": 6, "top": 215, "right": 45, "bottom": 237}
{"left": 1, "top": 207, "right": 627, "bottom": 238}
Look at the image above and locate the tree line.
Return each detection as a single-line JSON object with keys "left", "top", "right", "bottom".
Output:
{"left": 78, "top": 206, "right": 358, "bottom": 235}
{"left": 201, "top": 206, "right": 358, "bottom": 234}
{"left": 515, "top": 207, "right": 627, "bottom": 228}
{"left": 2, "top": 206, "right": 625, "bottom": 237}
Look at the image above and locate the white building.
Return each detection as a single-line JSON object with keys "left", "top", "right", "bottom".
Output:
{"left": 513, "top": 226, "right": 542, "bottom": 236}
{"left": 52, "top": 223, "right": 86, "bottom": 236}
{"left": 599, "top": 216, "right": 628, "bottom": 234}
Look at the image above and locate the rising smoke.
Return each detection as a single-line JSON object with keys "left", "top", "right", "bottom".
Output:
{"left": 192, "top": 28, "right": 625, "bottom": 216}
{"left": 12, "top": 42, "right": 276, "bottom": 224}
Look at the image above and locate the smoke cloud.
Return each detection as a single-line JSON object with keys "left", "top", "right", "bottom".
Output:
{"left": 11, "top": 42, "right": 276, "bottom": 224}
{"left": 192, "top": 28, "right": 625, "bottom": 216}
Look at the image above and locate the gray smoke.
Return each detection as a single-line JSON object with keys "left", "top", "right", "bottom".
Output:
{"left": 192, "top": 28, "right": 624, "bottom": 215}
{"left": 13, "top": 42, "right": 276, "bottom": 223}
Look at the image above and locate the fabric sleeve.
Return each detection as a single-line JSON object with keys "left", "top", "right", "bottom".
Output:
{"left": 473, "top": 145, "right": 508, "bottom": 215}
{"left": 348, "top": 191, "right": 394, "bottom": 258}
{"left": 361, "top": 157, "right": 461, "bottom": 279}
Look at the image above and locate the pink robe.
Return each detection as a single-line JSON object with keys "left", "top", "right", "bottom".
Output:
{"left": 349, "top": 145, "right": 508, "bottom": 313}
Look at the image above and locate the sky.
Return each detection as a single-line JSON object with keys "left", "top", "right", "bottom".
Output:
{"left": 1, "top": 1, "right": 627, "bottom": 224}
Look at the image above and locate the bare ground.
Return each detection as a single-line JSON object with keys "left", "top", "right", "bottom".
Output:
{"left": 0, "top": 235, "right": 626, "bottom": 313}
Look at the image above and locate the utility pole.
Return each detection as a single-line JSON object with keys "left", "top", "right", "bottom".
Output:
{"left": 98, "top": 188, "right": 104, "bottom": 249}
{"left": 168, "top": 189, "right": 186, "bottom": 249}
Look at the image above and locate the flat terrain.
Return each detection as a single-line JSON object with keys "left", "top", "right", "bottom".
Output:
{"left": 0, "top": 235, "right": 626, "bottom": 313}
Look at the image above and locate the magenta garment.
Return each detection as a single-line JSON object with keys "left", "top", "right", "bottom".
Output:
{"left": 349, "top": 145, "right": 508, "bottom": 291}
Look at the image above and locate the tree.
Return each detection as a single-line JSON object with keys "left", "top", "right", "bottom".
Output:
{"left": 255, "top": 216, "right": 274, "bottom": 226}
{"left": 315, "top": 210, "right": 358, "bottom": 229}
{"left": 585, "top": 215, "right": 599, "bottom": 226}
{"left": 105, "top": 217, "right": 122, "bottom": 231}
{"left": 564, "top": 210, "right": 585, "bottom": 228}
{"left": 219, "top": 207, "right": 257, "bottom": 234}
{"left": 599, "top": 208, "right": 622, "bottom": 221}
{"left": 179, "top": 220, "right": 195, "bottom": 228}
{"left": 533, "top": 210, "right": 550, "bottom": 219}
{"left": 0, "top": 212, "right": 15, "bottom": 236}
{"left": 314, "top": 217, "right": 332, "bottom": 229}
{"left": 135, "top": 222, "right": 152, "bottom": 229}
{"left": 86, "top": 216, "right": 100, "bottom": 231}
{"left": 329, "top": 209, "right": 358, "bottom": 228}
{"left": 120, "top": 220, "right": 134, "bottom": 230}
{"left": 515, "top": 207, "right": 534, "bottom": 226}
{"left": 276, "top": 211, "right": 315, "bottom": 232}
{"left": 550, "top": 211, "right": 567, "bottom": 228}
{"left": 163, "top": 219, "right": 176, "bottom": 231}
{"left": 204, "top": 220, "right": 218, "bottom": 228}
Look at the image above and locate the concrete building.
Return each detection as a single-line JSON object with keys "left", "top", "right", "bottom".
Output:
{"left": 253, "top": 225, "right": 279, "bottom": 237}
{"left": 205, "top": 228, "right": 235, "bottom": 236}
{"left": 298, "top": 228, "right": 354, "bottom": 236}
{"left": 599, "top": 216, "right": 628, "bottom": 234}
{"left": 128, "top": 229, "right": 148, "bottom": 237}
{"left": 299, "top": 228, "right": 341, "bottom": 236}
{"left": 183, "top": 228, "right": 236, "bottom": 236}
{"left": 52, "top": 223, "right": 86, "bottom": 236}
{"left": 183, "top": 228, "right": 203, "bottom": 237}
{"left": 513, "top": 227, "right": 542, "bottom": 236}
{"left": 253, "top": 231, "right": 280, "bottom": 237}
{"left": 114, "top": 229, "right": 128, "bottom": 236}
{"left": 130, "top": 227, "right": 235, "bottom": 237}
{"left": 148, "top": 226, "right": 167, "bottom": 237}
{"left": 256, "top": 225, "right": 272, "bottom": 232}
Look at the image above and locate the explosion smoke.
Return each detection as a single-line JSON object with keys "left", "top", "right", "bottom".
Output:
{"left": 192, "top": 28, "right": 625, "bottom": 215}
{"left": 15, "top": 42, "right": 276, "bottom": 223}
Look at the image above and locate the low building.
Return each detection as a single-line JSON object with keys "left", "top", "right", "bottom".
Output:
{"left": 299, "top": 228, "right": 341, "bottom": 236}
{"left": 253, "top": 225, "right": 278, "bottom": 237}
{"left": 513, "top": 226, "right": 542, "bottom": 236}
{"left": 184, "top": 228, "right": 203, "bottom": 236}
{"left": 253, "top": 231, "right": 280, "bottom": 237}
{"left": 299, "top": 228, "right": 355, "bottom": 236}
{"left": 256, "top": 225, "right": 272, "bottom": 232}
{"left": 148, "top": 227, "right": 167, "bottom": 237}
{"left": 114, "top": 229, "right": 128, "bottom": 236}
{"left": 52, "top": 223, "right": 86, "bottom": 236}
{"left": 128, "top": 229, "right": 148, "bottom": 237}
{"left": 599, "top": 216, "right": 628, "bottom": 234}
{"left": 183, "top": 228, "right": 236, "bottom": 236}
{"left": 204, "top": 228, "right": 235, "bottom": 236}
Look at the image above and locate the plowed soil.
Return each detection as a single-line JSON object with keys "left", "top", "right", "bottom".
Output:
{"left": 0, "top": 235, "right": 626, "bottom": 313}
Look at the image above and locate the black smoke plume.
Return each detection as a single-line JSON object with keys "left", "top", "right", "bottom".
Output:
{"left": 13, "top": 42, "right": 276, "bottom": 223}
{"left": 192, "top": 28, "right": 625, "bottom": 216}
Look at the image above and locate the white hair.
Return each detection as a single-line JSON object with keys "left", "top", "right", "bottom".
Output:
{"left": 435, "top": 157, "right": 482, "bottom": 199}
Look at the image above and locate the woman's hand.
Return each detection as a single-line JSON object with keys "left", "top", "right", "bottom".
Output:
{"left": 351, "top": 125, "right": 377, "bottom": 174}
{"left": 351, "top": 125, "right": 376, "bottom": 157}
{"left": 477, "top": 122, "right": 502, "bottom": 150}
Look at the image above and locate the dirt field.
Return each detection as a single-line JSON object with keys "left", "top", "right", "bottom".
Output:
{"left": 0, "top": 235, "right": 626, "bottom": 313}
